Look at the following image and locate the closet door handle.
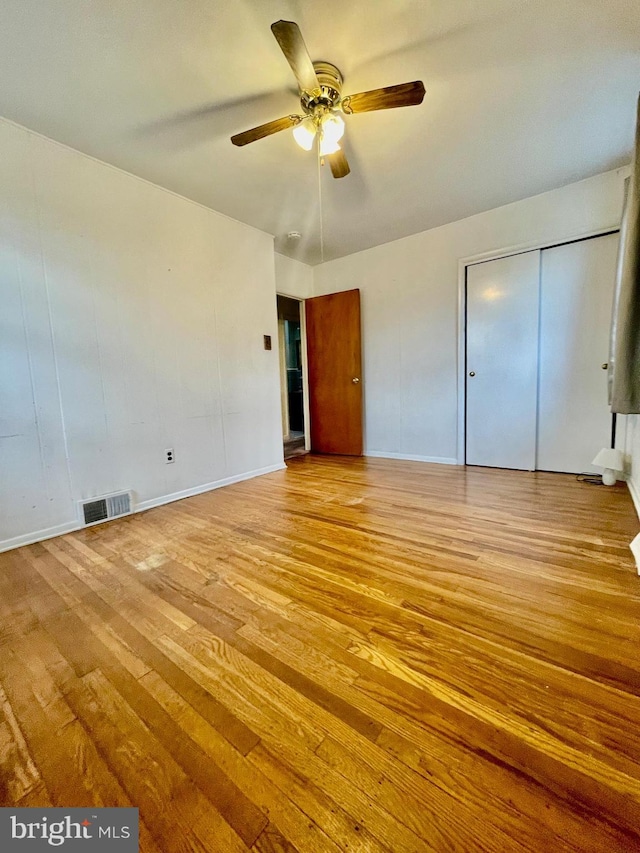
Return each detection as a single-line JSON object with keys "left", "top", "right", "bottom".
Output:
{"left": 468, "top": 371, "right": 476, "bottom": 377}
{"left": 601, "top": 363, "right": 609, "bottom": 370}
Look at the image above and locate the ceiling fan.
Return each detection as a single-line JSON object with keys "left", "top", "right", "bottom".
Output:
{"left": 231, "top": 20, "right": 426, "bottom": 178}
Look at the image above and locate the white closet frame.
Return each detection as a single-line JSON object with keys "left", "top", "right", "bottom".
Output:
{"left": 455, "top": 225, "right": 620, "bottom": 466}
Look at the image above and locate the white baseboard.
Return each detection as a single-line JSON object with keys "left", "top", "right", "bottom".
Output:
{"left": 135, "top": 462, "right": 286, "bottom": 512}
{"left": 0, "top": 462, "right": 286, "bottom": 554}
{"left": 0, "top": 521, "right": 82, "bottom": 554}
{"left": 365, "top": 450, "right": 458, "bottom": 465}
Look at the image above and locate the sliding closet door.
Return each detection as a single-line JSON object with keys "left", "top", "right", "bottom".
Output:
{"left": 536, "top": 233, "right": 619, "bottom": 474}
{"left": 466, "top": 251, "right": 541, "bottom": 469}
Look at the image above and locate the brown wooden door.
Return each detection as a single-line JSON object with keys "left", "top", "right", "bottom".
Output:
{"left": 305, "top": 289, "right": 363, "bottom": 455}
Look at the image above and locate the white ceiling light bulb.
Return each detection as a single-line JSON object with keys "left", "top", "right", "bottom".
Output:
{"left": 319, "top": 113, "right": 345, "bottom": 155}
{"left": 323, "top": 113, "right": 345, "bottom": 143}
{"left": 293, "top": 117, "right": 316, "bottom": 151}
{"left": 319, "top": 137, "right": 340, "bottom": 156}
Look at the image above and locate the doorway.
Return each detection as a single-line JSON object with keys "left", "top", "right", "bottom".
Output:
{"left": 277, "top": 295, "right": 307, "bottom": 460}
{"left": 305, "top": 289, "right": 363, "bottom": 455}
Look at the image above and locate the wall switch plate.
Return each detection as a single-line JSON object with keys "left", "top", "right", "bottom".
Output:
{"left": 165, "top": 448, "right": 175, "bottom": 464}
{"left": 263, "top": 334, "right": 272, "bottom": 350}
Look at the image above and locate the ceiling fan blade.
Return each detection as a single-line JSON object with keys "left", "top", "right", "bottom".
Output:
{"left": 231, "top": 115, "right": 302, "bottom": 147}
{"left": 341, "top": 81, "right": 425, "bottom": 114}
{"left": 271, "top": 20, "right": 320, "bottom": 95}
{"left": 328, "top": 148, "right": 350, "bottom": 179}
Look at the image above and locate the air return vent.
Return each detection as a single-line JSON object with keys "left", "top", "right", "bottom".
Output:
{"left": 79, "top": 491, "right": 132, "bottom": 527}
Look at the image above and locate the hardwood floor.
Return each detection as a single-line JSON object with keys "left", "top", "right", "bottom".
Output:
{"left": 1, "top": 455, "right": 640, "bottom": 852}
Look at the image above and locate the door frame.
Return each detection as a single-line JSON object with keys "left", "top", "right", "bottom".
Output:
{"left": 276, "top": 292, "right": 311, "bottom": 452}
{"left": 455, "top": 225, "right": 620, "bottom": 465}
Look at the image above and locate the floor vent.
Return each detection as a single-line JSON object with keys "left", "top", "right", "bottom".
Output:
{"left": 79, "top": 492, "right": 133, "bottom": 527}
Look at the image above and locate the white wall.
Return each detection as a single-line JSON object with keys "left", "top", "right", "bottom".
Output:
{"left": 0, "top": 118, "right": 283, "bottom": 552}
{"left": 622, "top": 417, "right": 640, "bottom": 572}
{"left": 313, "top": 168, "right": 629, "bottom": 463}
{"left": 274, "top": 253, "right": 314, "bottom": 300}
{"left": 624, "top": 416, "right": 640, "bottom": 515}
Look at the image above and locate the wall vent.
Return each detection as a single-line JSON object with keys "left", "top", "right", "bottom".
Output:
{"left": 79, "top": 491, "right": 133, "bottom": 527}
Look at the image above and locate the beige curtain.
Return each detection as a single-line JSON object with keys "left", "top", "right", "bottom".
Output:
{"left": 610, "top": 94, "right": 640, "bottom": 414}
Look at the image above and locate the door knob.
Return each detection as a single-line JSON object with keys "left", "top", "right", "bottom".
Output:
{"left": 601, "top": 362, "right": 609, "bottom": 370}
{"left": 468, "top": 371, "right": 476, "bottom": 377}
{"left": 352, "top": 377, "right": 360, "bottom": 384}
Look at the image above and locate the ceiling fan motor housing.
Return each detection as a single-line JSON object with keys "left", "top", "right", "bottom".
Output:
{"left": 301, "top": 61, "right": 343, "bottom": 115}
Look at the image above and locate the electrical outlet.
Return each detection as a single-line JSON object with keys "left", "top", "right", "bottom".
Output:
{"left": 165, "top": 448, "right": 175, "bottom": 464}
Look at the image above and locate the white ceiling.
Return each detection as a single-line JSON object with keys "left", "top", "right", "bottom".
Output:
{"left": 1, "top": 0, "right": 639, "bottom": 264}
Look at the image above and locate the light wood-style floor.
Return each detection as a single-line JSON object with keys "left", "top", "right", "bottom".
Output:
{"left": 1, "top": 456, "right": 640, "bottom": 852}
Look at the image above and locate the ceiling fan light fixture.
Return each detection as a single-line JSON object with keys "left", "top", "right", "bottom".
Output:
{"left": 292, "top": 117, "right": 316, "bottom": 150}
{"left": 231, "top": 20, "right": 425, "bottom": 180}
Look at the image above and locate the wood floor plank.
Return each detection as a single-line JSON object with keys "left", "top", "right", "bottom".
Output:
{"left": 252, "top": 825, "right": 301, "bottom": 853}
{"left": 373, "top": 727, "right": 632, "bottom": 853}
{"left": 235, "top": 622, "right": 635, "bottom": 850}
{"left": 69, "top": 668, "right": 251, "bottom": 853}
{"left": 43, "top": 608, "right": 267, "bottom": 845}
{"left": 0, "top": 638, "right": 129, "bottom": 809}
{"left": 120, "top": 560, "right": 381, "bottom": 740}
{"left": 139, "top": 670, "right": 341, "bottom": 853}
{"left": 0, "top": 684, "right": 40, "bottom": 804}
{"left": 247, "top": 741, "right": 393, "bottom": 853}
{"left": 232, "top": 556, "right": 640, "bottom": 783}
{"left": 156, "top": 631, "right": 326, "bottom": 754}
{"left": 0, "top": 456, "right": 639, "bottom": 852}
{"left": 240, "top": 602, "right": 640, "bottom": 849}
{"left": 30, "top": 546, "right": 261, "bottom": 756}
{"left": 357, "top": 623, "right": 640, "bottom": 773}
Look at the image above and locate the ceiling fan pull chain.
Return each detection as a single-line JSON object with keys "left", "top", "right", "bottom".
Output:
{"left": 317, "top": 140, "right": 325, "bottom": 264}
